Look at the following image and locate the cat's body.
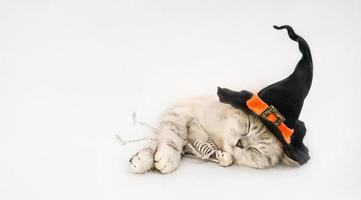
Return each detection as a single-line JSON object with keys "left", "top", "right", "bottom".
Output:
{"left": 129, "top": 96, "right": 297, "bottom": 174}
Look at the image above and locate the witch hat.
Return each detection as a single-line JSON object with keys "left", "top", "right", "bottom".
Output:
{"left": 217, "top": 25, "right": 313, "bottom": 165}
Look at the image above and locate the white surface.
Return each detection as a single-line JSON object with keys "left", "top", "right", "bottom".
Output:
{"left": 1, "top": 0, "right": 361, "bottom": 199}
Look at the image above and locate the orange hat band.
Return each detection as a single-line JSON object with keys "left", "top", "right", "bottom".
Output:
{"left": 246, "top": 95, "right": 294, "bottom": 144}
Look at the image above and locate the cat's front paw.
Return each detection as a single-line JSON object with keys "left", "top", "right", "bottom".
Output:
{"left": 129, "top": 148, "right": 155, "bottom": 174}
{"left": 217, "top": 151, "right": 233, "bottom": 167}
{"left": 154, "top": 145, "right": 181, "bottom": 174}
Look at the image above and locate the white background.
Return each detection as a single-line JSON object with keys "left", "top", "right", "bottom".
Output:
{"left": 1, "top": 0, "right": 361, "bottom": 200}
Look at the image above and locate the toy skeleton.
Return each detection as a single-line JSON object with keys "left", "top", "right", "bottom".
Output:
{"left": 171, "top": 119, "right": 233, "bottom": 167}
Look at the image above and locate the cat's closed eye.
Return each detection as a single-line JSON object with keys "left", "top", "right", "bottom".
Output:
{"left": 236, "top": 139, "right": 243, "bottom": 148}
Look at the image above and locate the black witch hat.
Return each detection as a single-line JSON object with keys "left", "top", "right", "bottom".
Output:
{"left": 217, "top": 25, "right": 313, "bottom": 165}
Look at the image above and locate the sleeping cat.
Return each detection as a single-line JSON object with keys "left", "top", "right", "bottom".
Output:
{"left": 128, "top": 25, "right": 311, "bottom": 174}
{"left": 129, "top": 96, "right": 298, "bottom": 174}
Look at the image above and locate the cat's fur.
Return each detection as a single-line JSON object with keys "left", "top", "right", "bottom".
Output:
{"left": 129, "top": 96, "right": 298, "bottom": 174}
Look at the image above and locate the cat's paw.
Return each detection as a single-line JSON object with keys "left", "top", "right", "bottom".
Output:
{"left": 154, "top": 145, "right": 181, "bottom": 174}
{"left": 217, "top": 151, "right": 234, "bottom": 167}
{"left": 129, "top": 148, "right": 155, "bottom": 174}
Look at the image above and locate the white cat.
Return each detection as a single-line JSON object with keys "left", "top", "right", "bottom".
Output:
{"left": 129, "top": 25, "right": 312, "bottom": 174}
{"left": 129, "top": 96, "right": 298, "bottom": 174}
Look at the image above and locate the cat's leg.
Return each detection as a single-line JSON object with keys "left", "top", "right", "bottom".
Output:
{"left": 153, "top": 121, "right": 188, "bottom": 174}
{"left": 152, "top": 105, "right": 195, "bottom": 174}
{"left": 129, "top": 103, "right": 195, "bottom": 174}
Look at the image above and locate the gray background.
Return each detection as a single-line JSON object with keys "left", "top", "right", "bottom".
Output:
{"left": 1, "top": 0, "right": 360, "bottom": 199}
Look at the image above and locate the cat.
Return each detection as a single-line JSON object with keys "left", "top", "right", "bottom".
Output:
{"left": 128, "top": 25, "right": 312, "bottom": 173}
{"left": 129, "top": 96, "right": 298, "bottom": 174}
